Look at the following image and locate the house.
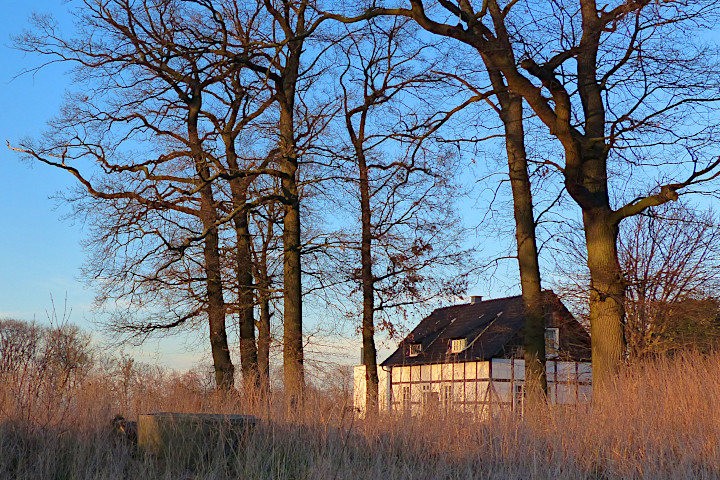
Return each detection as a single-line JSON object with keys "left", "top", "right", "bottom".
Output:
{"left": 353, "top": 291, "right": 593, "bottom": 416}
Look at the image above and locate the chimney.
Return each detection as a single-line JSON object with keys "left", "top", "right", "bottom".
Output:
{"left": 470, "top": 295, "right": 483, "bottom": 304}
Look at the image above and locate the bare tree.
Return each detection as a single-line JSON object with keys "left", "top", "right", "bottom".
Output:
{"left": 621, "top": 203, "right": 720, "bottom": 358}
{"left": 221, "top": 0, "right": 337, "bottom": 407}
{"left": 336, "top": 0, "right": 720, "bottom": 388}
{"left": 324, "top": 17, "right": 474, "bottom": 412}
{"left": 12, "top": 0, "right": 242, "bottom": 389}
{"left": 328, "top": 6, "right": 551, "bottom": 402}
{"left": 0, "top": 317, "right": 94, "bottom": 427}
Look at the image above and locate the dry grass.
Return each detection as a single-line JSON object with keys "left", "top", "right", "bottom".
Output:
{"left": 2, "top": 348, "right": 720, "bottom": 479}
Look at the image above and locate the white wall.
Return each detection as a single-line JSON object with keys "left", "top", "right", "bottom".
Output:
{"left": 353, "top": 359, "right": 592, "bottom": 415}
{"left": 353, "top": 365, "right": 390, "bottom": 415}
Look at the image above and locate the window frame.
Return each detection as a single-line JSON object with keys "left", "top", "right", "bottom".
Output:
{"left": 401, "top": 386, "right": 411, "bottom": 410}
{"left": 450, "top": 338, "right": 467, "bottom": 353}
{"left": 545, "top": 327, "right": 560, "bottom": 358}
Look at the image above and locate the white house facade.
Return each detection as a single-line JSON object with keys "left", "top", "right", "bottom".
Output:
{"left": 354, "top": 358, "right": 592, "bottom": 416}
{"left": 354, "top": 292, "right": 593, "bottom": 415}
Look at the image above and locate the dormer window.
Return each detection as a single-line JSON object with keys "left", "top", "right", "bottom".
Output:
{"left": 545, "top": 328, "right": 559, "bottom": 358}
{"left": 408, "top": 343, "right": 422, "bottom": 357}
{"left": 450, "top": 338, "right": 467, "bottom": 353}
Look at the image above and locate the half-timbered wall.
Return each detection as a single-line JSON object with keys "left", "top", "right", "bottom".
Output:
{"left": 354, "top": 359, "right": 592, "bottom": 416}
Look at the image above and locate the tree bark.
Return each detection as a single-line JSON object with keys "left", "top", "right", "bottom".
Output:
{"left": 278, "top": 69, "right": 304, "bottom": 409}
{"left": 260, "top": 0, "right": 308, "bottom": 409}
{"left": 570, "top": 4, "right": 626, "bottom": 386}
{"left": 236, "top": 206, "right": 259, "bottom": 387}
{"left": 358, "top": 140, "right": 379, "bottom": 415}
{"left": 257, "top": 278, "right": 272, "bottom": 390}
{"left": 485, "top": 65, "right": 547, "bottom": 404}
{"left": 225, "top": 142, "right": 259, "bottom": 388}
{"left": 188, "top": 91, "right": 234, "bottom": 391}
{"left": 281, "top": 146, "right": 304, "bottom": 407}
{"left": 255, "top": 203, "right": 275, "bottom": 393}
{"left": 583, "top": 206, "right": 626, "bottom": 388}
{"left": 503, "top": 94, "right": 547, "bottom": 403}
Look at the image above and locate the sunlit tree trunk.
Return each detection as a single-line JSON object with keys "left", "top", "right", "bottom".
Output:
{"left": 485, "top": 65, "right": 547, "bottom": 405}
{"left": 278, "top": 66, "right": 304, "bottom": 409}
{"left": 503, "top": 94, "right": 547, "bottom": 404}
{"left": 226, "top": 155, "right": 259, "bottom": 388}
{"left": 583, "top": 206, "right": 626, "bottom": 388}
{"left": 188, "top": 90, "right": 234, "bottom": 390}
{"left": 357, "top": 141, "right": 379, "bottom": 415}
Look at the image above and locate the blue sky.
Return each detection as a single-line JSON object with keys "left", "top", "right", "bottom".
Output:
{"left": 9, "top": 0, "right": 714, "bottom": 375}
{"left": 0, "top": 1, "right": 207, "bottom": 369}
{"left": 0, "top": 1, "right": 493, "bottom": 373}
{"left": 0, "top": 1, "right": 386, "bottom": 373}
{"left": 0, "top": 0, "right": 617, "bottom": 372}
{"left": 0, "top": 1, "right": 87, "bottom": 320}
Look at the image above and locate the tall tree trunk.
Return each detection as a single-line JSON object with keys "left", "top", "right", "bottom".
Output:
{"left": 260, "top": 0, "right": 309, "bottom": 409}
{"left": 561, "top": 143, "right": 627, "bottom": 390}
{"left": 358, "top": 145, "right": 379, "bottom": 415}
{"left": 204, "top": 207, "right": 235, "bottom": 391}
{"left": 281, "top": 152, "right": 303, "bottom": 406}
{"left": 575, "top": 8, "right": 626, "bottom": 388}
{"left": 225, "top": 141, "right": 259, "bottom": 388}
{"left": 235, "top": 206, "right": 259, "bottom": 387}
{"left": 188, "top": 91, "right": 234, "bottom": 390}
{"left": 560, "top": 135, "right": 627, "bottom": 390}
{"left": 272, "top": 6, "right": 306, "bottom": 407}
{"left": 257, "top": 277, "right": 272, "bottom": 390}
{"left": 583, "top": 206, "right": 625, "bottom": 389}
{"left": 255, "top": 203, "right": 275, "bottom": 393}
{"left": 505, "top": 97, "right": 547, "bottom": 405}
{"left": 487, "top": 66, "right": 547, "bottom": 405}
{"left": 278, "top": 84, "right": 303, "bottom": 408}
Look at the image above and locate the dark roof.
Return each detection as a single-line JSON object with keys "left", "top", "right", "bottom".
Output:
{"left": 381, "top": 291, "right": 591, "bottom": 366}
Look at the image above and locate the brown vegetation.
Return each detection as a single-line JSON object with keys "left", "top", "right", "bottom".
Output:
{"left": 2, "top": 320, "right": 719, "bottom": 479}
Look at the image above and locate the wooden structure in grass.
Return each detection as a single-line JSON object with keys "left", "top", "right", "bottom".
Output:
{"left": 138, "top": 413, "right": 258, "bottom": 456}
{"left": 354, "top": 292, "right": 593, "bottom": 416}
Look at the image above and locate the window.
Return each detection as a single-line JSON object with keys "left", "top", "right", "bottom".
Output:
{"left": 421, "top": 384, "right": 439, "bottom": 410}
{"left": 408, "top": 343, "right": 422, "bottom": 357}
{"left": 450, "top": 338, "right": 466, "bottom": 353}
{"left": 402, "top": 386, "right": 411, "bottom": 410}
{"left": 442, "top": 384, "right": 453, "bottom": 407}
{"left": 545, "top": 328, "right": 560, "bottom": 358}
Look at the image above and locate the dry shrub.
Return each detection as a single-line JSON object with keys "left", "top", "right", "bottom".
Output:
{"left": 2, "top": 321, "right": 720, "bottom": 479}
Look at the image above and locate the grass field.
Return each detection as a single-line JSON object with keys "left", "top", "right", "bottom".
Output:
{"left": 2, "top": 345, "right": 719, "bottom": 479}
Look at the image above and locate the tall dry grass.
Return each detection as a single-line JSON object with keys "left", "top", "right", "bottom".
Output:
{"left": 2, "top": 339, "right": 720, "bottom": 479}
